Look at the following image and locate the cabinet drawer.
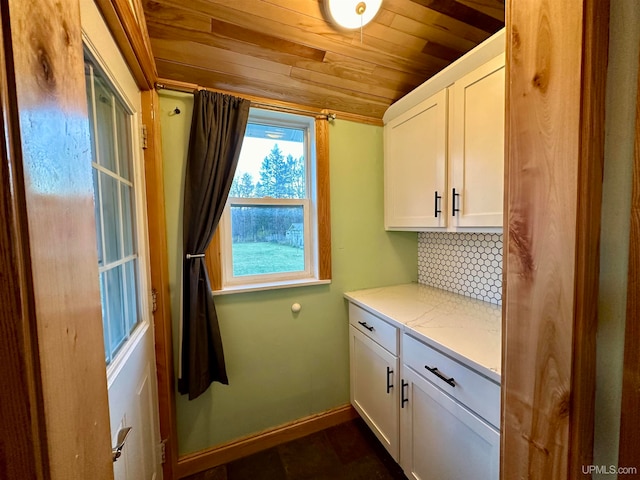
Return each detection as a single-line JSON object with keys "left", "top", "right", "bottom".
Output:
{"left": 403, "top": 333, "right": 500, "bottom": 428}
{"left": 349, "top": 304, "right": 399, "bottom": 355}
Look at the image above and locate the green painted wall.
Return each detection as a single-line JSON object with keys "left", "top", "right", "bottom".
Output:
{"left": 159, "top": 91, "right": 417, "bottom": 454}
{"left": 593, "top": 0, "right": 640, "bottom": 475}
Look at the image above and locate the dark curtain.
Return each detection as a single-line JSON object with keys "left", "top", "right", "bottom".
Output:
{"left": 179, "top": 91, "right": 250, "bottom": 400}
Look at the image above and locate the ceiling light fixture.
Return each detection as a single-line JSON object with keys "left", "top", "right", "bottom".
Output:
{"left": 324, "top": 0, "right": 383, "bottom": 31}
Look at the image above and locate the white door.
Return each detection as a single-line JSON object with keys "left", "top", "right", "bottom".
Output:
{"left": 400, "top": 365, "right": 499, "bottom": 480}
{"left": 384, "top": 89, "right": 448, "bottom": 230}
{"left": 450, "top": 53, "right": 505, "bottom": 228}
{"left": 349, "top": 326, "right": 400, "bottom": 460}
{"left": 81, "top": 1, "right": 162, "bottom": 478}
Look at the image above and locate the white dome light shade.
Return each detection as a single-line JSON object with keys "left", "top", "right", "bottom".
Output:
{"left": 325, "top": 0, "right": 383, "bottom": 30}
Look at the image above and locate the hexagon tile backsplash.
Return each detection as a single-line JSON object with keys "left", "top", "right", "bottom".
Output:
{"left": 417, "top": 232, "right": 503, "bottom": 305}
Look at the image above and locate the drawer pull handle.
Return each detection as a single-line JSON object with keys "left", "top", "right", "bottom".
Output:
{"left": 425, "top": 365, "right": 456, "bottom": 387}
{"left": 401, "top": 380, "right": 409, "bottom": 408}
{"left": 386, "top": 367, "right": 393, "bottom": 394}
{"left": 358, "top": 321, "right": 374, "bottom": 332}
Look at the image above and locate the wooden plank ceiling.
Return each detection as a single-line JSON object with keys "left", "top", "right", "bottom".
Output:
{"left": 142, "top": 0, "right": 505, "bottom": 120}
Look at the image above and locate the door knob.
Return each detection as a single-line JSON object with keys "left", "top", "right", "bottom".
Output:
{"left": 112, "top": 426, "right": 132, "bottom": 462}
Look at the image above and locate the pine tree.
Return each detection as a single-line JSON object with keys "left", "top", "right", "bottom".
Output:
{"left": 238, "top": 172, "right": 255, "bottom": 198}
{"left": 256, "top": 144, "right": 283, "bottom": 197}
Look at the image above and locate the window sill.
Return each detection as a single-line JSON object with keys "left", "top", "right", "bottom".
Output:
{"left": 212, "top": 278, "right": 332, "bottom": 296}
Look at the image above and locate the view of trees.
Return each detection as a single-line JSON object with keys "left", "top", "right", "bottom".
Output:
{"left": 229, "top": 144, "right": 306, "bottom": 255}
{"left": 229, "top": 144, "right": 306, "bottom": 199}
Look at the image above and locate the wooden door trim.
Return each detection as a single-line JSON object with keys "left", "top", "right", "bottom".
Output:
{"left": 4, "top": 0, "right": 114, "bottom": 477}
{"left": 0, "top": 3, "right": 48, "bottom": 476}
{"left": 502, "top": 0, "right": 609, "bottom": 478}
{"left": 569, "top": 0, "right": 610, "bottom": 474}
{"left": 93, "top": 0, "right": 157, "bottom": 90}
{"left": 142, "top": 89, "right": 178, "bottom": 480}
{"left": 618, "top": 42, "right": 640, "bottom": 470}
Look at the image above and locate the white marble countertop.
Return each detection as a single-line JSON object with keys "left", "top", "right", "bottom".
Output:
{"left": 344, "top": 283, "right": 502, "bottom": 383}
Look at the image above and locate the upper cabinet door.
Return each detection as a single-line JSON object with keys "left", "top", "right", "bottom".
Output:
{"left": 384, "top": 89, "right": 448, "bottom": 230}
{"left": 450, "top": 53, "right": 505, "bottom": 228}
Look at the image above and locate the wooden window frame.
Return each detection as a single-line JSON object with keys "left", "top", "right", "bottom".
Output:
{"left": 207, "top": 111, "right": 332, "bottom": 291}
{"left": 214, "top": 109, "right": 326, "bottom": 291}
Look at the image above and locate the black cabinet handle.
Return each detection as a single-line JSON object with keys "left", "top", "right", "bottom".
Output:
{"left": 434, "top": 191, "right": 442, "bottom": 218}
{"left": 401, "top": 380, "right": 409, "bottom": 408}
{"left": 358, "top": 321, "right": 374, "bottom": 332}
{"left": 386, "top": 367, "right": 393, "bottom": 394}
{"left": 425, "top": 365, "right": 456, "bottom": 387}
{"left": 452, "top": 188, "right": 460, "bottom": 217}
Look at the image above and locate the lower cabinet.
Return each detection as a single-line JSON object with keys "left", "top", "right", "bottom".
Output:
{"left": 349, "top": 325, "right": 400, "bottom": 460}
{"left": 348, "top": 303, "right": 500, "bottom": 478}
{"left": 400, "top": 365, "right": 499, "bottom": 480}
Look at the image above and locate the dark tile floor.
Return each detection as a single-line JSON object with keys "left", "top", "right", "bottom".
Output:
{"left": 185, "top": 417, "right": 408, "bottom": 480}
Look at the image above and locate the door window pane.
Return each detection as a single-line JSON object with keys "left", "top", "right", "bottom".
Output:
{"left": 99, "top": 273, "right": 110, "bottom": 363}
{"left": 230, "top": 205, "right": 305, "bottom": 276}
{"left": 121, "top": 184, "right": 135, "bottom": 257}
{"left": 124, "top": 259, "right": 138, "bottom": 334}
{"left": 100, "top": 172, "right": 122, "bottom": 264}
{"left": 93, "top": 169, "right": 103, "bottom": 266}
{"left": 116, "top": 101, "right": 132, "bottom": 180}
{"left": 106, "top": 266, "right": 126, "bottom": 355}
{"left": 85, "top": 52, "right": 141, "bottom": 365}
{"left": 85, "top": 64, "right": 98, "bottom": 165}
{"left": 94, "top": 77, "right": 117, "bottom": 172}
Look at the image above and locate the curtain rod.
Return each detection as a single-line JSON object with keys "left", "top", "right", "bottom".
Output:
{"left": 154, "top": 81, "right": 336, "bottom": 121}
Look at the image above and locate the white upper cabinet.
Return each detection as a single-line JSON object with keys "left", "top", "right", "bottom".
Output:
{"left": 383, "top": 28, "right": 505, "bottom": 232}
{"left": 384, "top": 89, "right": 447, "bottom": 230}
{"left": 450, "top": 53, "right": 505, "bottom": 228}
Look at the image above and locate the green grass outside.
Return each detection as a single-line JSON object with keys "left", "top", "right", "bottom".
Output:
{"left": 232, "top": 242, "right": 304, "bottom": 276}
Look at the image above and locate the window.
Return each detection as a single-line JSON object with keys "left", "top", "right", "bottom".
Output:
{"left": 85, "top": 54, "right": 141, "bottom": 363}
{"left": 216, "top": 108, "right": 330, "bottom": 291}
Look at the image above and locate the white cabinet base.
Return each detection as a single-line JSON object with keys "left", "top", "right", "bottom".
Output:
{"left": 349, "top": 325, "right": 400, "bottom": 460}
{"left": 401, "top": 366, "right": 499, "bottom": 480}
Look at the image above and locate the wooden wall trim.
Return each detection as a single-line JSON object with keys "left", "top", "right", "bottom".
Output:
{"left": 94, "top": 0, "right": 157, "bottom": 89}
{"left": 316, "top": 117, "right": 332, "bottom": 280}
{"left": 569, "top": 0, "right": 610, "bottom": 474}
{"left": 175, "top": 405, "right": 358, "bottom": 479}
{"left": 141, "top": 89, "right": 178, "bottom": 480}
{"left": 502, "top": 0, "right": 609, "bottom": 478}
{"left": 205, "top": 229, "right": 223, "bottom": 291}
{"left": 156, "top": 77, "right": 384, "bottom": 127}
{"left": 618, "top": 40, "right": 640, "bottom": 470}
